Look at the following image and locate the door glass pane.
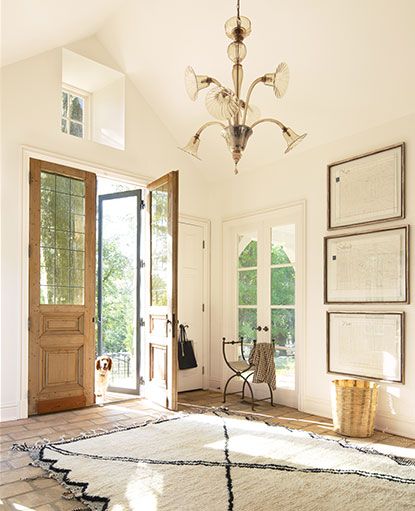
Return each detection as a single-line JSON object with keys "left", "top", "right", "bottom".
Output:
{"left": 151, "top": 184, "right": 169, "bottom": 306}
{"left": 271, "top": 267, "right": 295, "bottom": 305}
{"left": 271, "top": 309, "right": 295, "bottom": 389}
{"left": 239, "top": 308, "right": 257, "bottom": 359}
{"left": 238, "top": 270, "right": 257, "bottom": 305}
{"left": 238, "top": 233, "right": 257, "bottom": 268}
{"left": 271, "top": 224, "right": 295, "bottom": 264}
{"left": 100, "top": 195, "right": 138, "bottom": 390}
{"left": 40, "top": 171, "right": 85, "bottom": 304}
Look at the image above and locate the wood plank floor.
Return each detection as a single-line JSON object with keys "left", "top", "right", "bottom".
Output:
{"left": 1, "top": 390, "right": 414, "bottom": 510}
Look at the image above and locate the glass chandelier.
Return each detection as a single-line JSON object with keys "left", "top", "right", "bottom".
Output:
{"left": 179, "top": 0, "right": 307, "bottom": 175}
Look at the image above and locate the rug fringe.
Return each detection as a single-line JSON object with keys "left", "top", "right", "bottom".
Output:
{"left": 11, "top": 413, "right": 173, "bottom": 453}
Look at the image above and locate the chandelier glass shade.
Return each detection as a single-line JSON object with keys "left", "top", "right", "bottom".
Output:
{"left": 179, "top": 0, "right": 307, "bottom": 174}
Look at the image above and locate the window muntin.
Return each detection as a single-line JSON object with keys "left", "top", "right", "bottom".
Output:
{"left": 61, "top": 86, "right": 88, "bottom": 139}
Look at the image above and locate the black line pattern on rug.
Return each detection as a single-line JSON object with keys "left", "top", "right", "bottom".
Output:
{"left": 223, "top": 422, "right": 234, "bottom": 510}
{"left": 11, "top": 410, "right": 415, "bottom": 510}
{"left": 44, "top": 442, "right": 415, "bottom": 485}
{"left": 37, "top": 446, "right": 109, "bottom": 511}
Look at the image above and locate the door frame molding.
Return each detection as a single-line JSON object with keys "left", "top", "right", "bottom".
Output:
{"left": 179, "top": 214, "right": 211, "bottom": 390}
{"left": 18, "top": 145, "right": 150, "bottom": 419}
{"left": 222, "top": 200, "right": 306, "bottom": 411}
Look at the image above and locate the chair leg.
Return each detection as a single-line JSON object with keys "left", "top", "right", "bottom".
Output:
{"left": 267, "top": 383, "right": 275, "bottom": 406}
{"left": 223, "top": 374, "right": 238, "bottom": 404}
{"left": 241, "top": 378, "right": 246, "bottom": 400}
{"left": 241, "top": 371, "right": 254, "bottom": 400}
{"left": 241, "top": 375, "right": 255, "bottom": 410}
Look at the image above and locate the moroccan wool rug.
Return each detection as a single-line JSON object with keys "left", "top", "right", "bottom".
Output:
{"left": 15, "top": 412, "right": 415, "bottom": 511}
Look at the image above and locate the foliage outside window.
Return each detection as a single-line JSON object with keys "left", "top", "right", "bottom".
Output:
{"left": 237, "top": 234, "right": 258, "bottom": 358}
{"left": 61, "top": 86, "right": 88, "bottom": 139}
{"left": 40, "top": 171, "right": 85, "bottom": 305}
{"left": 151, "top": 186, "right": 169, "bottom": 306}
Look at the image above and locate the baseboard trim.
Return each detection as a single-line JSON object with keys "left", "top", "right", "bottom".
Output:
{"left": 208, "top": 378, "right": 222, "bottom": 391}
{"left": 0, "top": 402, "right": 19, "bottom": 422}
{"left": 375, "top": 411, "right": 415, "bottom": 439}
{"left": 301, "top": 396, "right": 332, "bottom": 419}
{"left": 302, "top": 395, "right": 415, "bottom": 439}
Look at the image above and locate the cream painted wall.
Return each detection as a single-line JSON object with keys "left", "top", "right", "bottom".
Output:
{"left": 208, "top": 114, "right": 415, "bottom": 438}
{"left": 92, "top": 78, "right": 125, "bottom": 149}
{"left": 0, "top": 39, "right": 210, "bottom": 421}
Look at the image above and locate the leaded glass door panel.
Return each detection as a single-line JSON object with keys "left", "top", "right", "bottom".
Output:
{"left": 28, "top": 159, "right": 96, "bottom": 415}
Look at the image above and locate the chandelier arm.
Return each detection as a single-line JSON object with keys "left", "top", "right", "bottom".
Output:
{"left": 207, "top": 77, "right": 223, "bottom": 89}
{"left": 241, "top": 76, "right": 266, "bottom": 124}
{"left": 195, "top": 120, "right": 227, "bottom": 138}
{"left": 250, "top": 117, "right": 286, "bottom": 131}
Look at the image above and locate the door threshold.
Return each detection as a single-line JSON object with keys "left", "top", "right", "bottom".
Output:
{"left": 103, "top": 391, "right": 141, "bottom": 405}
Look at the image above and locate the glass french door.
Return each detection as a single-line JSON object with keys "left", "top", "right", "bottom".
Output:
{"left": 97, "top": 189, "right": 142, "bottom": 394}
{"left": 234, "top": 214, "right": 300, "bottom": 408}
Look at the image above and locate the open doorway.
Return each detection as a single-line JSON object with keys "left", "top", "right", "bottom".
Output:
{"left": 96, "top": 177, "right": 143, "bottom": 401}
{"left": 27, "top": 158, "right": 180, "bottom": 415}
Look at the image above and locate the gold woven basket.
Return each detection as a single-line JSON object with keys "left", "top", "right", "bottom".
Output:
{"left": 331, "top": 379, "right": 379, "bottom": 438}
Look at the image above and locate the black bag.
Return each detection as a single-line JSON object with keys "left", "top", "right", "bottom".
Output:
{"left": 178, "top": 324, "right": 198, "bottom": 370}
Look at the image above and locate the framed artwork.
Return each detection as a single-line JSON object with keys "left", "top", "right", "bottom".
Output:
{"left": 327, "top": 311, "right": 404, "bottom": 383}
{"left": 324, "top": 226, "right": 409, "bottom": 303}
{"left": 328, "top": 143, "right": 405, "bottom": 230}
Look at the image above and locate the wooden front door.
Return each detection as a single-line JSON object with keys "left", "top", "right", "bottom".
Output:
{"left": 146, "top": 171, "right": 178, "bottom": 410}
{"left": 28, "top": 159, "right": 96, "bottom": 415}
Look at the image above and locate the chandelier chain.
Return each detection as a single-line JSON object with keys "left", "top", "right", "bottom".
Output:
{"left": 237, "top": 0, "right": 240, "bottom": 21}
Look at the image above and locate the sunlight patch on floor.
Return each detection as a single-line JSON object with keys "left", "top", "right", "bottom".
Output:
{"left": 125, "top": 465, "right": 164, "bottom": 511}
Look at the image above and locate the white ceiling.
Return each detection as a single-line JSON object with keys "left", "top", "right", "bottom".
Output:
{"left": 0, "top": 0, "right": 125, "bottom": 66}
{"left": 2, "top": 0, "right": 415, "bottom": 182}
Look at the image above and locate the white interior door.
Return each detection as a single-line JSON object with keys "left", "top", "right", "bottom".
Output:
{"left": 178, "top": 221, "right": 205, "bottom": 392}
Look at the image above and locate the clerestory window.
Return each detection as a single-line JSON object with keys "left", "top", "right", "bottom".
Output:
{"left": 61, "top": 85, "right": 89, "bottom": 139}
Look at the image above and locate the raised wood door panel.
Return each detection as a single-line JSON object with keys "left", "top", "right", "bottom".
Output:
{"left": 29, "top": 159, "right": 96, "bottom": 415}
{"left": 146, "top": 171, "right": 178, "bottom": 410}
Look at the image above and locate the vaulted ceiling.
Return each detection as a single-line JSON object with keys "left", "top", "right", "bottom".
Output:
{"left": 2, "top": 0, "right": 415, "bottom": 181}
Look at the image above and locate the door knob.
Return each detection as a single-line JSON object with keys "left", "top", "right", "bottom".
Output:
{"left": 263, "top": 326, "right": 269, "bottom": 332}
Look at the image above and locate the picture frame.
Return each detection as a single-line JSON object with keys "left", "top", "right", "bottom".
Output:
{"left": 327, "top": 311, "right": 404, "bottom": 383}
{"left": 324, "top": 226, "right": 409, "bottom": 304}
{"left": 327, "top": 143, "right": 405, "bottom": 230}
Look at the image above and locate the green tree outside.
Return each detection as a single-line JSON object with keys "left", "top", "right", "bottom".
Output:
{"left": 238, "top": 240, "right": 295, "bottom": 374}
{"left": 100, "top": 239, "right": 135, "bottom": 354}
